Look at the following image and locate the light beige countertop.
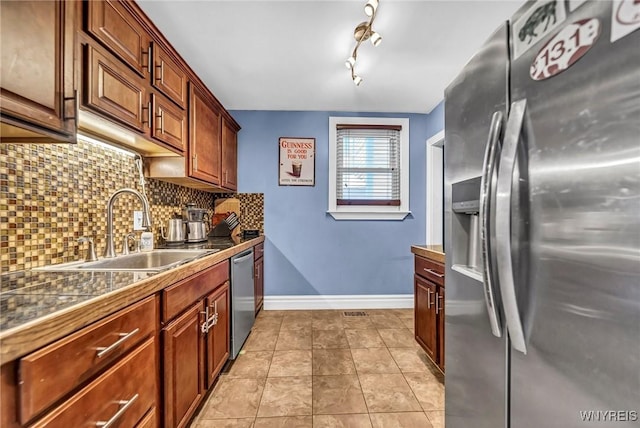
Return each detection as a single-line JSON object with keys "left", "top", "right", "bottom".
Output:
{"left": 0, "top": 236, "right": 265, "bottom": 364}
{"left": 411, "top": 245, "right": 445, "bottom": 263}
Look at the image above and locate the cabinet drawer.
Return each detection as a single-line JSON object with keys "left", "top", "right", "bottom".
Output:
{"left": 31, "top": 337, "right": 157, "bottom": 428}
{"left": 415, "top": 256, "right": 445, "bottom": 286}
{"left": 19, "top": 296, "right": 157, "bottom": 423}
{"left": 254, "top": 243, "right": 264, "bottom": 261}
{"left": 163, "top": 260, "right": 230, "bottom": 322}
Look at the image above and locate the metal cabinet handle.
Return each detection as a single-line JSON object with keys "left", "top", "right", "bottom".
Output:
{"left": 436, "top": 293, "right": 444, "bottom": 315}
{"left": 96, "top": 328, "right": 140, "bottom": 358}
{"left": 155, "top": 63, "right": 163, "bottom": 82}
{"left": 63, "top": 90, "right": 78, "bottom": 125}
{"left": 156, "top": 111, "right": 163, "bottom": 133}
{"left": 496, "top": 99, "right": 528, "bottom": 354}
{"left": 142, "top": 46, "right": 150, "bottom": 73}
{"left": 480, "top": 110, "right": 504, "bottom": 338}
{"left": 95, "top": 393, "right": 139, "bottom": 427}
{"left": 193, "top": 154, "right": 198, "bottom": 171}
{"left": 426, "top": 288, "right": 432, "bottom": 309}
{"left": 142, "top": 101, "right": 151, "bottom": 126}
{"left": 210, "top": 300, "right": 219, "bottom": 326}
{"left": 423, "top": 268, "right": 444, "bottom": 278}
{"left": 200, "top": 308, "right": 210, "bottom": 334}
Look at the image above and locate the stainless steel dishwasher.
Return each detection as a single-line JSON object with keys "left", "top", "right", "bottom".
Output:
{"left": 230, "top": 249, "right": 255, "bottom": 359}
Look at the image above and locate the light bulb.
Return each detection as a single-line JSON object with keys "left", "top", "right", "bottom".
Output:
{"left": 364, "top": 0, "right": 378, "bottom": 17}
{"left": 370, "top": 31, "right": 382, "bottom": 47}
{"left": 353, "top": 75, "right": 363, "bottom": 86}
{"left": 345, "top": 56, "right": 356, "bottom": 69}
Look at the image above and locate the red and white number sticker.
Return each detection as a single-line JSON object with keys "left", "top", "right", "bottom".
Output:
{"left": 530, "top": 18, "right": 601, "bottom": 81}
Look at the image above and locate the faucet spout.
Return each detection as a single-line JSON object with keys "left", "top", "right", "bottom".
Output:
{"left": 104, "top": 188, "right": 153, "bottom": 258}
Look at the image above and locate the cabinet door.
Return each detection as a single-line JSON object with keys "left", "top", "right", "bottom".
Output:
{"left": 151, "top": 93, "right": 186, "bottom": 153}
{"left": 221, "top": 118, "right": 238, "bottom": 191}
{"left": 254, "top": 257, "right": 264, "bottom": 314}
{"left": 86, "top": 0, "right": 150, "bottom": 77}
{"left": 414, "top": 275, "right": 437, "bottom": 362}
{"left": 84, "top": 44, "right": 148, "bottom": 132}
{"left": 162, "top": 303, "right": 205, "bottom": 428}
{"left": 152, "top": 42, "right": 187, "bottom": 109}
{"left": 0, "top": 0, "right": 76, "bottom": 137}
{"left": 436, "top": 286, "right": 445, "bottom": 371}
{"left": 189, "top": 83, "right": 221, "bottom": 185}
{"left": 204, "top": 282, "right": 230, "bottom": 389}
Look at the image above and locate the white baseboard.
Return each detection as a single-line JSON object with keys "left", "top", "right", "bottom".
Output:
{"left": 263, "top": 294, "right": 414, "bottom": 310}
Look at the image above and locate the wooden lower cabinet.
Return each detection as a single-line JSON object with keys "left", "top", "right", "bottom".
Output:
{"left": 31, "top": 337, "right": 157, "bottom": 428}
{"left": 414, "top": 253, "right": 445, "bottom": 372}
{"left": 162, "top": 264, "right": 231, "bottom": 428}
{"left": 205, "top": 282, "right": 230, "bottom": 389}
{"left": 415, "top": 275, "right": 437, "bottom": 362}
{"left": 254, "top": 257, "right": 264, "bottom": 314}
{"left": 437, "top": 287, "right": 445, "bottom": 372}
{"left": 162, "top": 303, "right": 205, "bottom": 428}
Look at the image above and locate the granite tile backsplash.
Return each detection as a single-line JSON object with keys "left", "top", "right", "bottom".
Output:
{"left": 0, "top": 142, "right": 262, "bottom": 273}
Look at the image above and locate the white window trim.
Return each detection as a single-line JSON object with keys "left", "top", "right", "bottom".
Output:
{"left": 328, "top": 116, "right": 411, "bottom": 220}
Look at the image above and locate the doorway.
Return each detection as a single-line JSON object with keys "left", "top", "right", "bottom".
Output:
{"left": 426, "top": 130, "right": 444, "bottom": 245}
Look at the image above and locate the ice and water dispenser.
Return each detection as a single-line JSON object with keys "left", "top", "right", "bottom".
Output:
{"left": 451, "top": 176, "right": 483, "bottom": 281}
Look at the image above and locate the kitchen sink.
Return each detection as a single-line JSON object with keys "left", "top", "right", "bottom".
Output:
{"left": 34, "top": 249, "right": 220, "bottom": 273}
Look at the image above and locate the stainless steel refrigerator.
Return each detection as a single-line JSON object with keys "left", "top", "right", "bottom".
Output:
{"left": 444, "top": 1, "right": 640, "bottom": 427}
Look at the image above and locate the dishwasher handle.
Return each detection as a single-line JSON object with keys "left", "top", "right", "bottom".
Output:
{"left": 232, "top": 250, "right": 254, "bottom": 264}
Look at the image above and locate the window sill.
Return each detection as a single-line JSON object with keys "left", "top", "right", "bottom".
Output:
{"left": 327, "top": 210, "right": 411, "bottom": 221}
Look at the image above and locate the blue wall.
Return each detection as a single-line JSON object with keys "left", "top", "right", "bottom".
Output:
{"left": 232, "top": 109, "right": 444, "bottom": 296}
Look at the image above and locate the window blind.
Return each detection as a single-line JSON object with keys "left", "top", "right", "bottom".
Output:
{"left": 336, "top": 124, "right": 401, "bottom": 206}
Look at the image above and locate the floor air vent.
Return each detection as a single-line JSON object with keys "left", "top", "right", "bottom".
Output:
{"left": 343, "top": 311, "right": 368, "bottom": 317}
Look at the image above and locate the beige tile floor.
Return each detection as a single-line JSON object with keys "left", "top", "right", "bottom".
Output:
{"left": 192, "top": 309, "right": 444, "bottom": 428}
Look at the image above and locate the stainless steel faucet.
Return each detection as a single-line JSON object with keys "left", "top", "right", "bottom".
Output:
{"left": 104, "top": 188, "right": 152, "bottom": 258}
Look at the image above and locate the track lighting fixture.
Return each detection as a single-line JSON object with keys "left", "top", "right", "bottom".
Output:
{"left": 346, "top": 0, "right": 382, "bottom": 85}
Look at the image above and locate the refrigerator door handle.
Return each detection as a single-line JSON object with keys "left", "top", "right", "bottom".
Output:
{"left": 496, "top": 99, "right": 528, "bottom": 354}
{"left": 479, "top": 110, "right": 504, "bottom": 338}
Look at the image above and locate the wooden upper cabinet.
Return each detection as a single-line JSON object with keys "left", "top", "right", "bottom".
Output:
{"left": 84, "top": 44, "right": 148, "bottom": 132}
{"left": 151, "top": 93, "right": 186, "bottom": 152}
{"left": 0, "top": 0, "right": 76, "bottom": 140}
{"left": 152, "top": 42, "right": 187, "bottom": 109}
{"left": 189, "top": 83, "right": 222, "bottom": 185}
{"left": 221, "top": 118, "right": 238, "bottom": 191}
{"left": 86, "top": 0, "right": 150, "bottom": 77}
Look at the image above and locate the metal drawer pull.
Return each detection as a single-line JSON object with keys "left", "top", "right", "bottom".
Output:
{"left": 427, "top": 289, "right": 433, "bottom": 309}
{"left": 423, "top": 268, "right": 444, "bottom": 278}
{"left": 95, "top": 393, "right": 139, "bottom": 427}
{"left": 201, "top": 308, "right": 210, "bottom": 334}
{"left": 96, "top": 328, "right": 140, "bottom": 358}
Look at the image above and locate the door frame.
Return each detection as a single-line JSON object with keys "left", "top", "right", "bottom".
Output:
{"left": 426, "top": 130, "right": 444, "bottom": 245}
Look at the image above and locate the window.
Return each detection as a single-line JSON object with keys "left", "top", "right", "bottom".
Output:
{"left": 328, "top": 117, "right": 410, "bottom": 220}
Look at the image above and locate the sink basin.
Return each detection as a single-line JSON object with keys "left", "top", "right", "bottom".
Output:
{"left": 35, "top": 249, "right": 220, "bottom": 273}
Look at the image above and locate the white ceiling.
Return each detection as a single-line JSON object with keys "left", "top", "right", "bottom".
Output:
{"left": 137, "top": 0, "right": 522, "bottom": 114}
